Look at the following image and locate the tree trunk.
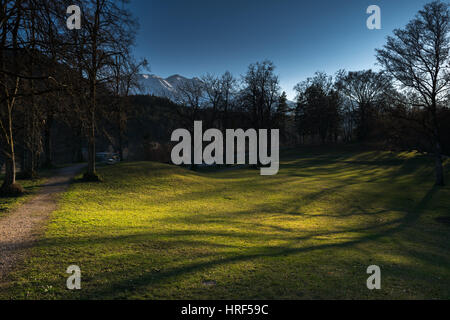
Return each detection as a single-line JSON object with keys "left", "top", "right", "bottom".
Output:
{"left": 1, "top": 148, "right": 23, "bottom": 195}
{"left": 1, "top": 100, "right": 23, "bottom": 195}
{"left": 84, "top": 80, "right": 99, "bottom": 181}
{"left": 84, "top": 2, "right": 100, "bottom": 181}
{"left": 3, "top": 153, "right": 16, "bottom": 187}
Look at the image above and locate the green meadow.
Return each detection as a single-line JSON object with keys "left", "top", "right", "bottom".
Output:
{"left": 1, "top": 147, "right": 449, "bottom": 299}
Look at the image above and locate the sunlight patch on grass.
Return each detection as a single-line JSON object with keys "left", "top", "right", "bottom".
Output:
{"left": 1, "top": 148, "right": 449, "bottom": 300}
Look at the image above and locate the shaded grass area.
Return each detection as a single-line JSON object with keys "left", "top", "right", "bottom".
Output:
{"left": 1, "top": 148, "right": 449, "bottom": 299}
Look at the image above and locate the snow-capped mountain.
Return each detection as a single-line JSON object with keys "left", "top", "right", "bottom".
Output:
{"left": 134, "top": 73, "right": 297, "bottom": 108}
{"left": 134, "top": 74, "right": 202, "bottom": 100}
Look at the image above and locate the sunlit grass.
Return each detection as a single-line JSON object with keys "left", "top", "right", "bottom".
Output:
{"left": 1, "top": 148, "right": 449, "bottom": 299}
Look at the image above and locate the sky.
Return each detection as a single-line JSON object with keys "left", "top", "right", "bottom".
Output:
{"left": 129, "top": 0, "right": 436, "bottom": 99}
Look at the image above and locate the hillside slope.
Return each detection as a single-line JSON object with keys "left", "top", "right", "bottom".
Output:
{"left": 1, "top": 149, "right": 449, "bottom": 299}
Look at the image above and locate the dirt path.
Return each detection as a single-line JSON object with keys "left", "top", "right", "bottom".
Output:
{"left": 0, "top": 164, "right": 85, "bottom": 280}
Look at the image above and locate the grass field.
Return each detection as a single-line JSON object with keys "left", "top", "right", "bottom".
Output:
{"left": 1, "top": 147, "right": 449, "bottom": 299}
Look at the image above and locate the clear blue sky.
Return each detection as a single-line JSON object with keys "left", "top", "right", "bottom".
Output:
{"left": 129, "top": 0, "right": 435, "bottom": 99}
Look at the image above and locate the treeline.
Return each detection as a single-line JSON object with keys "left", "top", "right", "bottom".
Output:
{"left": 167, "top": 1, "right": 449, "bottom": 186}
{"left": 1, "top": 0, "right": 146, "bottom": 195}
{"left": 1, "top": 0, "right": 449, "bottom": 196}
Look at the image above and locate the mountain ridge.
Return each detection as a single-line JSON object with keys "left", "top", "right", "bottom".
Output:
{"left": 134, "top": 74, "right": 201, "bottom": 99}
{"left": 135, "top": 73, "right": 297, "bottom": 107}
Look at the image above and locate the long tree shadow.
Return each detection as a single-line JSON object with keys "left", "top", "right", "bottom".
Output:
{"left": 80, "top": 185, "right": 439, "bottom": 299}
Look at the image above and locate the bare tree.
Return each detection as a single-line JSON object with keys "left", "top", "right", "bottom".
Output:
{"left": 69, "top": 0, "right": 137, "bottom": 181}
{"left": 174, "top": 77, "right": 205, "bottom": 118}
{"left": 0, "top": 0, "right": 24, "bottom": 195}
{"left": 335, "top": 70, "right": 392, "bottom": 141}
{"left": 0, "top": 0, "right": 67, "bottom": 192}
{"left": 34, "top": 0, "right": 68, "bottom": 169}
{"left": 109, "top": 53, "right": 148, "bottom": 160}
{"left": 21, "top": 0, "right": 44, "bottom": 178}
{"left": 201, "top": 73, "right": 222, "bottom": 127}
{"left": 241, "top": 60, "right": 280, "bottom": 129}
{"left": 174, "top": 77, "right": 204, "bottom": 169}
{"left": 219, "top": 71, "right": 237, "bottom": 129}
{"left": 294, "top": 72, "right": 341, "bottom": 144}
{"left": 201, "top": 71, "right": 238, "bottom": 129}
{"left": 376, "top": 0, "right": 449, "bottom": 186}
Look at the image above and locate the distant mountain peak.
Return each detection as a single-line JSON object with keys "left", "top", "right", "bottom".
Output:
{"left": 141, "top": 74, "right": 162, "bottom": 80}
{"left": 166, "top": 74, "right": 186, "bottom": 81}
{"left": 134, "top": 73, "right": 202, "bottom": 99}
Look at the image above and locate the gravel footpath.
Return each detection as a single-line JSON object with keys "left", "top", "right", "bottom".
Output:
{"left": 0, "top": 164, "right": 85, "bottom": 280}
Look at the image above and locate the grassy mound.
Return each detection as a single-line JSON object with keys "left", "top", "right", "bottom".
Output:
{"left": 1, "top": 148, "right": 449, "bottom": 299}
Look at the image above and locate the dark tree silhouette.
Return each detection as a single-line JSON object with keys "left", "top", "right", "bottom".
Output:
{"left": 335, "top": 70, "right": 392, "bottom": 141}
{"left": 376, "top": 0, "right": 449, "bottom": 186}
{"left": 241, "top": 60, "right": 280, "bottom": 130}
{"left": 219, "top": 71, "right": 237, "bottom": 129}
{"left": 295, "top": 72, "right": 341, "bottom": 144}
{"left": 275, "top": 91, "right": 290, "bottom": 142}
{"left": 0, "top": 0, "right": 24, "bottom": 195}
{"left": 75, "top": 0, "right": 137, "bottom": 181}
